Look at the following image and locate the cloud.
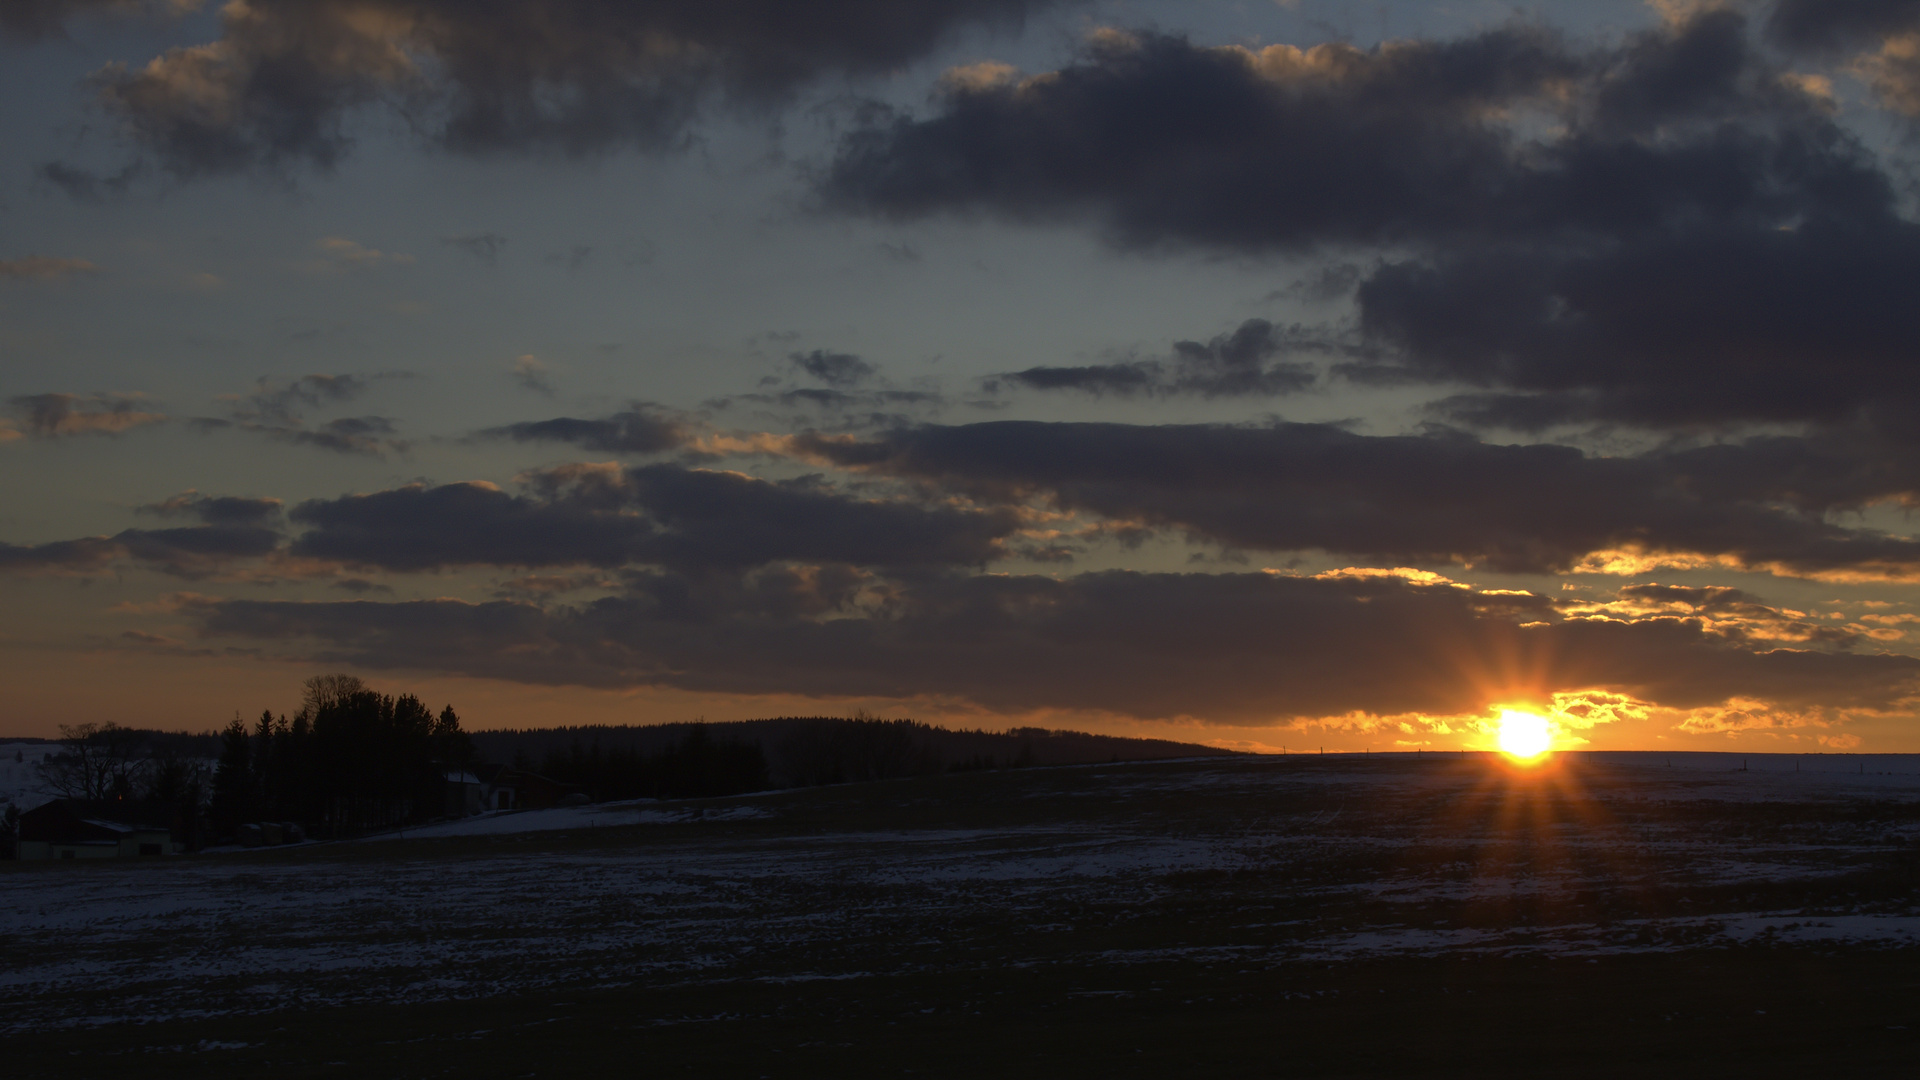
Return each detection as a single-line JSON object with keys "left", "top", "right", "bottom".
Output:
{"left": 138, "top": 491, "right": 283, "bottom": 525}
{"left": 7, "top": 393, "right": 165, "bottom": 437}
{"left": 0, "top": 0, "right": 167, "bottom": 42}
{"left": 36, "top": 160, "right": 141, "bottom": 202}
{"left": 996, "top": 319, "right": 1321, "bottom": 398}
{"left": 0, "top": 256, "right": 99, "bottom": 279}
{"left": 179, "top": 569, "right": 1920, "bottom": 724}
{"left": 789, "top": 349, "right": 878, "bottom": 388}
{"left": 0, "top": 524, "right": 282, "bottom": 579}
{"left": 480, "top": 406, "right": 688, "bottom": 454}
{"left": 820, "top": 13, "right": 1919, "bottom": 437}
{"left": 794, "top": 419, "right": 1920, "bottom": 580}
{"left": 442, "top": 232, "right": 506, "bottom": 264}
{"left": 200, "top": 374, "right": 407, "bottom": 455}
{"left": 1766, "top": 0, "right": 1920, "bottom": 53}
{"left": 0, "top": 456, "right": 1022, "bottom": 581}
{"left": 827, "top": 13, "right": 1883, "bottom": 252}
{"left": 711, "top": 387, "right": 950, "bottom": 433}
{"left": 824, "top": 24, "right": 1608, "bottom": 250}
{"left": 311, "top": 237, "right": 413, "bottom": 270}
{"left": 230, "top": 374, "right": 372, "bottom": 423}
{"left": 1769, "top": 1, "right": 1920, "bottom": 118}
{"left": 79, "top": 0, "right": 1062, "bottom": 175}
{"left": 509, "top": 355, "right": 554, "bottom": 395}
{"left": 1354, "top": 217, "right": 1920, "bottom": 433}
{"left": 285, "top": 462, "right": 1020, "bottom": 574}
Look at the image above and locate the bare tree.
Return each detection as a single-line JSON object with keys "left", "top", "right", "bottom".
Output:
{"left": 39, "top": 723, "right": 149, "bottom": 801}
{"left": 302, "top": 673, "right": 367, "bottom": 715}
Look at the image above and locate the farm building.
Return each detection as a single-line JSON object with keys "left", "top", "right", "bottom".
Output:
{"left": 16, "top": 800, "right": 184, "bottom": 860}
{"left": 443, "top": 764, "right": 582, "bottom": 817}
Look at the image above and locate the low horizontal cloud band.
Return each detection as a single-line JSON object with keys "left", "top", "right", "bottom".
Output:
{"left": 180, "top": 570, "right": 1920, "bottom": 725}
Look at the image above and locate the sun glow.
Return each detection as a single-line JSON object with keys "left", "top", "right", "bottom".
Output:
{"left": 1496, "top": 709, "right": 1553, "bottom": 761}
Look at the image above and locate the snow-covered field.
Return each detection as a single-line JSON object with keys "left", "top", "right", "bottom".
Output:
{"left": 0, "top": 742, "right": 61, "bottom": 813}
{"left": 4, "top": 754, "right": 1918, "bottom": 1038}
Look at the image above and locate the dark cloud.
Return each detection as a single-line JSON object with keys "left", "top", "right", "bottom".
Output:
{"left": 0, "top": 536, "right": 123, "bottom": 574}
{"left": 197, "top": 374, "right": 407, "bottom": 455}
{"left": 288, "top": 478, "right": 651, "bottom": 572}
{"left": 1615, "top": 584, "right": 1759, "bottom": 611}
{"left": 480, "top": 407, "right": 688, "bottom": 455}
{"left": 286, "top": 462, "right": 1019, "bottom": 573}
{"left": 789, "top": 349, "right": 877, "bottom": 388}
{"left": 1768, "top": 0, "right": 1920, "bottom": 118}
{"left": 997, "top": 319, "right": 1320, "bottom": 398}
{"left": 77, "top": 0, "right": 1062, "bottom": 175}
{"left": 0, "top": 524, "right": 282, "bottom": 578}
{"left": 1356, "top": 217, "right": 1920, "bottom": 432}
{"left": 822, "top": 14, "right": 1920, "bottom": 434}
{"left": 182, "top": 570, "right": 1920, "bottom": 723}
{"left": 241, "top": 374, "right": 371, "bottom": 421}
{"left": 1767, "top": 0, "right": 1920, "bottom": 53}
{"left": 822, "top": 13, "right": 1920, "bottom": 434}
{"left": 0, "top": 492, "right": 285, "bottom": 579}
{"left": 0, "top": 0, "right": 141, "bottom": 42}
{"left": 36, "top": 160, "right": 141, "bottom": 202}
{"left": 138, "top": 492, "right": 284, "bottom": 526}
{"left": 825, "top": 18, "right": 1845, "bottom": 250}
{"left": 708, "top": 387, "right": 949, "bottom": 433}
{"left": 998, "top": 361, "right": 1163, "bottom": 396}
{"left": 7, "top": 392, "right": 164, "bottom": 437}
{"left": 442, "top": 233, "right": 507, "bottom": 264}
{"left": 797, "top": 420, "right": 1920, "bottom": 579}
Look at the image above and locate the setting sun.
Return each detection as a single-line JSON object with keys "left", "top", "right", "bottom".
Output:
{"left": 1496, "top": 709, "right": 1553, "bottom": 760}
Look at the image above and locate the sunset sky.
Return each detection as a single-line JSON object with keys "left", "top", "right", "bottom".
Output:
{"left": 6, "top": 0, "right": 1920, "bottom": 752}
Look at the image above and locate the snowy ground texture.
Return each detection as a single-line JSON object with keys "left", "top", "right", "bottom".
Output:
{"left": 0, "top": 741, "right": 63, "bottom": 813}
{"left": 5, "top": 751, "right": 1919, "bottom": 1046}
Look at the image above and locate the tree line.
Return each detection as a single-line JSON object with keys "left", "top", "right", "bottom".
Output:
{"left": 534, "top": 725, "right": 770, "bottom": 801}
{"left": 29, "top": 723, "right": 216, "bottom": 846}
{"left": 210, "top": 674, "right": 472, "bottom": 838}
{"left": 474, "top": 715, "right": 1236, "bottom": 791}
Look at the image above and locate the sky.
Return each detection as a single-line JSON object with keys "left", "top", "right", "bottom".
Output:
{"left": 5, "top": 0, "right": 1920, "bottom": 753}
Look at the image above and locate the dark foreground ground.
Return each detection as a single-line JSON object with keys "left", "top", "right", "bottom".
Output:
{"left": 5, "top": 754, "right": 1919, "bottom": 1078}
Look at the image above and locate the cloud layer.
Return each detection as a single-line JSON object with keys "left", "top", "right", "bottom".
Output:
{"left": 182, "top": 569, "right": 1920, "bottom": 724}
{"left": 799, "top": 420, "right": 1920, "bottom": 580}
{"left": 825, "top": 12, "right": 1920, "bottom": 435}
{"left": 63, "top": 0, "right": 1061, "bottom": 174}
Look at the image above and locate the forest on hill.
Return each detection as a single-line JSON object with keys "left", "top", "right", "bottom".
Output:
{"left": 473, "top": 717, "right": 1236, "bottom": 795}
{"left": 9, "top": 692, "right": 1236, "bottom": 846}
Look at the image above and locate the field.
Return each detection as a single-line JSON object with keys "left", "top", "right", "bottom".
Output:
{"left": 6, "top": 753, "right": 1920, "bottom": 1078}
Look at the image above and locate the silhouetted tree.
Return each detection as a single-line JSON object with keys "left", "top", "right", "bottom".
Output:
{"left": 40, "top": 723, "right": 148, "bottom": 800}
{"left": 209, "top": 716, "right": 254, "bottom": 836}
{"left": 302, "top": 673, "right": 366, "bottom": 714}
{"left": 433, "top": 705, "right": 474, "bottom": 768}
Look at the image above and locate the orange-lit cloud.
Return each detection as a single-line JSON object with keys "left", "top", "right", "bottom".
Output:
{"left": 0, "top": 255, "right": 99, "bottom": 279}
{"left": 7, "top": 393, "right": 165, "bottom": 438}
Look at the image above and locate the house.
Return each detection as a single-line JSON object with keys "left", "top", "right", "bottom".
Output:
{"left": 16, "top": 800, "right": 183, "bottom": 860}
{"left": 443, "top": 769, "right": 488, "bottom": 817}
{"left": 437, "top": 764, "right": 585, "bottom": 819}
{"left": 481, "top": 764, "right": 584, "bottom": 809}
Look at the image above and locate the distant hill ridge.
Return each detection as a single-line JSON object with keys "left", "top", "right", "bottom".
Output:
{"left": 471, "top": 717, "right": 1236, "bottom": 789}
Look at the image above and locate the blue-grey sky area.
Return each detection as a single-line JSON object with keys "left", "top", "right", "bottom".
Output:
{"left": 6, "top": 0, "right": 1920, "bottom": 751}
